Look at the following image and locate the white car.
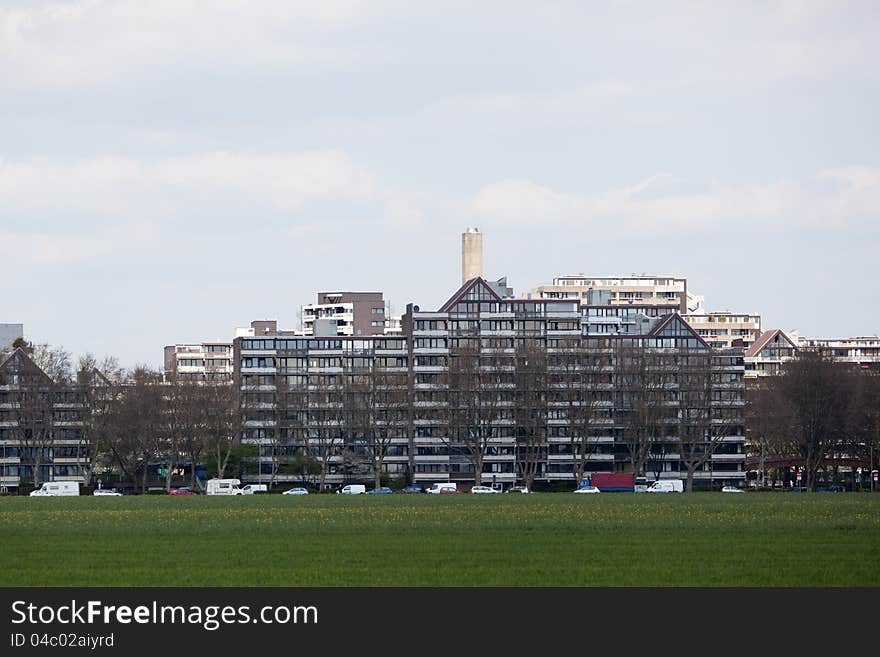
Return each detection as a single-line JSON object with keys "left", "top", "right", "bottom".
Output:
{"left": 573, "top": 486, "right": 601, "bottom": 494}
{"left": 507, "top": 486, "right": 530, "bottom": 494}
{"left": 283, "top": 487, "right": 309, "bottom": 495}
{"left": 721, "top": 485, "right": 744, "bottom": 494}
{"left": 93, "top": 489, "right": 122, "bottom": 496}
{"left": 471, "top": 485, "right": 500, "bottom": 494}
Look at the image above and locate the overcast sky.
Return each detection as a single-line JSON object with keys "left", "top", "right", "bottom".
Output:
{"left": 2, "top": 0, "right": 879, "bottom": 367}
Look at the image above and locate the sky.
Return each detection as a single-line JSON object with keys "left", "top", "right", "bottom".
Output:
{"left": 2, "top": 0, "right": 879, "bottom": 368}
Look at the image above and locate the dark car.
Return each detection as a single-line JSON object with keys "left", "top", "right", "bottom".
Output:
{"left": 367, "top": 487, "right": 393, "bottom": 495}
{"left": 399, "top": 484, "right": 424, "bottom": 494}
{"left": 168, "top": 487, "right": 196, "bottom": 496}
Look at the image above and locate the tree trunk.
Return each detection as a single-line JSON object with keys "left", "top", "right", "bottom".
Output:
{"left": 686, "top": 465, "right": 696, "bottom": 492}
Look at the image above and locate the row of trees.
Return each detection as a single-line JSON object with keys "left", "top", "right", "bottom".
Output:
{"left": 19, "top": 339, "right": 878, "bottom": 494}
{"left": 415, "top": 340, "right": 739, "bottom": 492}
{"left": 6, "top": 339, "right": 239, "bottom": 491}
{"left": 747, "top": 351, "right": 880, "bottom": 491}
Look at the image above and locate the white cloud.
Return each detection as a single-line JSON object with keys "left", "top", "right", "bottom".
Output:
{"left": 0, "top": 0, "right": 371, "bottom": 87}
{"left": 0, "top": 150, "right": 378, "bottom": 215}
{"left": 0, "top": 221, "right": 159, "bottom": 265}
{"left": 469, "top": 168, "right": 880, "bottom": 232}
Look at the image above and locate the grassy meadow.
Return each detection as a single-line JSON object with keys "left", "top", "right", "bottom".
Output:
{"left": 2, "top": 493, "right": 878, "bottom": 586}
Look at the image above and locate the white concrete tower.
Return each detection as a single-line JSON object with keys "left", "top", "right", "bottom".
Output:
{"left": 461, "top": 227, "right": 483, "bottom": 284}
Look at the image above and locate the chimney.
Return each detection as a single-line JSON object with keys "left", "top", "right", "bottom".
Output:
{"left": 461, "top": 228, "right": 483, "bottom": 284}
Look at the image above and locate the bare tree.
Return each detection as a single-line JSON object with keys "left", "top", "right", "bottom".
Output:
{"left": 766, "top": 352, "right": 856, "bottom": 491}
{"left": 614, "top": 341, "right": 667, "bottom": 478}
{"left": 164, "top": 376, "right": 206, "bottom": 491}
{"left": 202, "top": 381, "right": 238, "bottom": 482}
{"left": 675, "top": 350, "right": 743, "bottom": 492}
{"left": 550, "top": 341, "right": 606, "bottom": 486}
{"left": 444, "top": 344, "right": 507, "bottom": 486}
{"left": 514, "top": 340, "right": 548, "bottom": 489}
{"left": 106, "top": 367, "right": 165, "bottom": 493}
{"left": 75, "top": 353, "right": 125, "bottom": 486}
{"left": 343, "top": 361, "right": 409, "bottom": 489}
{"left": 306, "top": 376, "right": 344, "bottom": 491}
{"left": 11, "top": 344, "right": 73, "bottom": 487}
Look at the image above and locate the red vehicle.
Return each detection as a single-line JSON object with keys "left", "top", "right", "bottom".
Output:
{"left": 583, "top": 473, "right": 635, "bottom": 492}
{"left": 168, "top": 487, "right": 196, "bottom": 496}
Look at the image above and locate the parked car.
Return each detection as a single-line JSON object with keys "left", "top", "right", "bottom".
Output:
{"left": 282, "top": 487, "right": 309, "bottom": 495}
{"left": 470, "top": 485, "right": 500, "bottom": 494}
{"left": 507, "top": 486, "right": 530, "bottom": 494}
{"left": 367, "top": 487, "right": 393, "bottom": 495}
{"left": 398, "top": 484, "right": 424, "bottom": 494}
{"left": 573, "top": 486, "right": 601, "bottom": 494}
{"left": 93, "top": 488, "right": 122, "bottom": 496}
{"left": 168, "top": 487, "right": 196, "bottom": 496}
{"left": 721, "top": 485, "right": 744, "bottom": 494}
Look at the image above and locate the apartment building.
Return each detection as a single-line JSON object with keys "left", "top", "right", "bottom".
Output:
{"left": 163, "top": 342, "right": 234, "bottom": 382}
{"left": 744, "top": 329, "right": 798, "bottom": 379}
{"left": 405, "top": 278, "right": 745, "bottom": 487}
{"left": 744, "top": 331, "right": 880, "bottom": 380}
{"left": 796, "top": 335, "right": 880, "bottom": 369}
{"left": 0, "top": 348, "right": 88, "bottom": 491}
{"left": 533, "top": 275, "right": 689, "bottom": 313}
{"left": 231, "top": 277, "right": 746, "bottom": 489}
{"left": 301, "top": 292, "right": 387, "bottom": 337}
{"left": 684, "top": 312, "right": 762, "bottom": 350}
{"left": 234, "top": 326, "right": 409, "bottom": 486}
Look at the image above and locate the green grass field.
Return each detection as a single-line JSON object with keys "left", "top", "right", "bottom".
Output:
{"left": 2, "top": 493, "right": 878, "bottom": 586}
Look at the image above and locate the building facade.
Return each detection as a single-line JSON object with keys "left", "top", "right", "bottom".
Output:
{"left": 302, "top": 292, "right": 387, "bottom": 337}
{"left": 164, "top": 342, "right": 234, "bottom": 382}
{"left": 533, "top": 275, "right": 690, "bottom": 313}
{"left": 0, "top": 348, "right": 88, "bottom": 491}
{"left": 233, "top": 278, "right": 746, "bottom": 489}
{"left": 684, "top": 312, "right": 762, "bottom": 350}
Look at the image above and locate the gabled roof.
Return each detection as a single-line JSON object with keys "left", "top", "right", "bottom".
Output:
{"left": 438, "top": 277, "right": 504, "bottom": 313}
{"left": 0, "top": 347, "right": 53, "bottom": 385}
{"left": 648, "top": 313, "right": 712, "bottom": 350}
{"left": 745, "top": 329, "right": 797, "bottom": 358}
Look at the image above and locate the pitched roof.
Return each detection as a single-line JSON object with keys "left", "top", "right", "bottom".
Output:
{"left": 0, "top": 347, "right": 53, "bottom": 384}
{"left": 648, "top": 313, "right": 712, "bottom": 350}
{"left": 438, "top": 277, "right": 504, "bottom": 313}
{"left": 745, "top": 329, "right": 797, "bottom": 358}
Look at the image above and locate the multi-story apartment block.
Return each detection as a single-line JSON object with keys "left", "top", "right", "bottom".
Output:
{"left": 301, "top": 292, "right": 387, "bottom": 337}
{"left": 684, "top": 312, "right": 762, "bottom": 350}
{"left": 234, "top": 326, "right": 410, "bottom": 486}
{"left": 533, "top": 275, "right": 689, "bottom": 313}
{"left": 744, "top": 329, "right": 798, "bottom": 379}
{"left": 0, "top": 348, "right": 88, "bottom": 491}
{"left": 744, "top": 331, "right": 880, "bottom": 380}
{"left": 232, "top": 277, "right": 746, "bottom": 489}
{"left": 796, "top": 336, "right": 880, "bottom": 369}
{"left": 163, "top": 342, "right": 234, "bottom": 382}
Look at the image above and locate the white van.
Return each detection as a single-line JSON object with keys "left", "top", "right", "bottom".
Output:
{"left": 426, "top": 483, "right": 457, "bottom": 495}
{"left": 30, "top": 481, "right": 80, "bottom": 497}
{"left": 337, "top": 484, "right": 366, "bottom": 495}
{"left": 646, "top": 479, "right": 684, "bottom": 493}
{"left": 205, "top": 478, "right": 244, "bottom": 495}
{"left": 241, "top": 484, "right": 268, "bottom": 495}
